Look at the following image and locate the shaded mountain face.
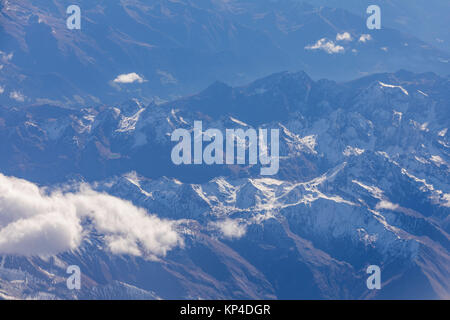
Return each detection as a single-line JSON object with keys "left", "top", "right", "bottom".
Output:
{"left": 1, "top": 0, "right": 449, "bottom": 107}
{"left": 0, "top": 70, "right": 449, "bottom": 299}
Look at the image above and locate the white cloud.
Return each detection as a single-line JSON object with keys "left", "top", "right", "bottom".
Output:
{"left": 0, "top": 174, "right": 82, "bottom": 256}
{"left": 305, "top": 38, "right": 344, "bottom": 54}
{"left": 336, "top": 32, "right": 352, "bottom": 42}
{"left": 210, "top": 219, "right": 247, "bottom": 239}
{"left": 113, "top": 72, "right": 145, "bottom": 84}
{"left": 9, "top": 91, "right": 25, "bottom": 102}
{"left": 0, "top": 86, "right": 4, "bottom": 94}
{"left": 67, "top": 188, "right": 182, "bottom": 258}
{"left": 375, "top": 200, "right": 399, "bottom": 211}
{"left": 0, "top": 173, "right": 183, "bottom": 258}
{"left": 359, "top": 34, "right": 372, "bottom": 43}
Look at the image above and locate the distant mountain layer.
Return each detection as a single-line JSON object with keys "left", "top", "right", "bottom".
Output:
{"left": 311, "top": 0, "right": 450, "bottom": 52}
{"left": 0, "top": 70, "right": 448, "bottom": 299}
{"left": 0, "top": 0, "right": 449, "bottom": 106}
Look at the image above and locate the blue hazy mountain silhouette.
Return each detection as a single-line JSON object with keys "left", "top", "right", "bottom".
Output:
{"left": 1, "top": 0, "right": 449, "bottom": 106}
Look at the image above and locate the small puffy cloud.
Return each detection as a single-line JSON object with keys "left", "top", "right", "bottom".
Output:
{"left": 210, "top": 219, "right": 247, "bottom": 239}
{"left": 336, "top": 32, "right": 352, "bottom": 42}
{"left": 359, "top": 34, "right": 372, "bottom": 43}
{"left": 113, "top": 72, "right": 145, "bottom": 84}
{"left": 305, "top": 38, "right": 344, "bottom": 54}
{"left": 0, "top": 86, "right": 4, "bottom": 94}
{"left": 0, "top": 173, "right": 183, "bottom": 258}
{"left": 9, "top": 91, "right": 25, "bottom": 102}
{"left": 375, "top": 200, "right": 399, "bottom": 211}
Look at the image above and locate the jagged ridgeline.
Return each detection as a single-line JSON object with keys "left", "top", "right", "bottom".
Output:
{"left": 0, "top": 70, "right": 448, "bottom": 299}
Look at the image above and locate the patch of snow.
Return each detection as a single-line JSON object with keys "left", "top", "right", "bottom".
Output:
{"left": 393, "top": 110, "right": 402, "bottom": 123}
{"left": 116, "top": 108, "right": 145, "bottom": 133}
{"left": 430, "top": 155, "right": 446, "bottom": 167}
{"left": 280, "top": 124, "right": 317, "bottom": 154}
{"left": 420, "top": 122, "right": 429, "bottom": 132}
{"left": 357, "top": 228, "right": 377, "bottom": 246}
{"left": 124, "top": 172, "right": 153, "bottom": 198}
{"left": 438, "top": 128, "right": 447, "bottom": 137}
{"left": 415, "top": 156, "right": 429, "bottom": 164}
{"left": 343, "top": 146, "right": 365, "bottom": 156}
{"left": 379, "top": 81, "right": 409, "bottom": 96}
{"left": 170, "top": 109, "right": 188, "bottom": 125}
{"left": 229, "top": 116, "right": 248, "bottom": 127}
{"left": 352, "top": 180, "right": 384, "bottom": 199}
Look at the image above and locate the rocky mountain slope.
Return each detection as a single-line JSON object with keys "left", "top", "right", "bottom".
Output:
{"left": 0, "top": 70, "right": 448, "bottom": 299}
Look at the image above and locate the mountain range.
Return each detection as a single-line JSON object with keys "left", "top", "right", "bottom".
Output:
{"left": 1, "top": 0, "right": 449, "bottom": 107}
{"left": 0, "top": 69, "right": 449, "bottom": 299}
{"left": 0, "top": 0, "right": 449, "bottom": 300}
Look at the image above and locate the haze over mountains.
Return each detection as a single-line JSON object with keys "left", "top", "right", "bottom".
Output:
{"left": 0, "top": 0, "right": 449, "bottom": 106}
{"left": 313, "top": 0, "right": 450, "bottom": 52}
{"left": 0, "top": 0, "right": 449, "bottom": 299}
